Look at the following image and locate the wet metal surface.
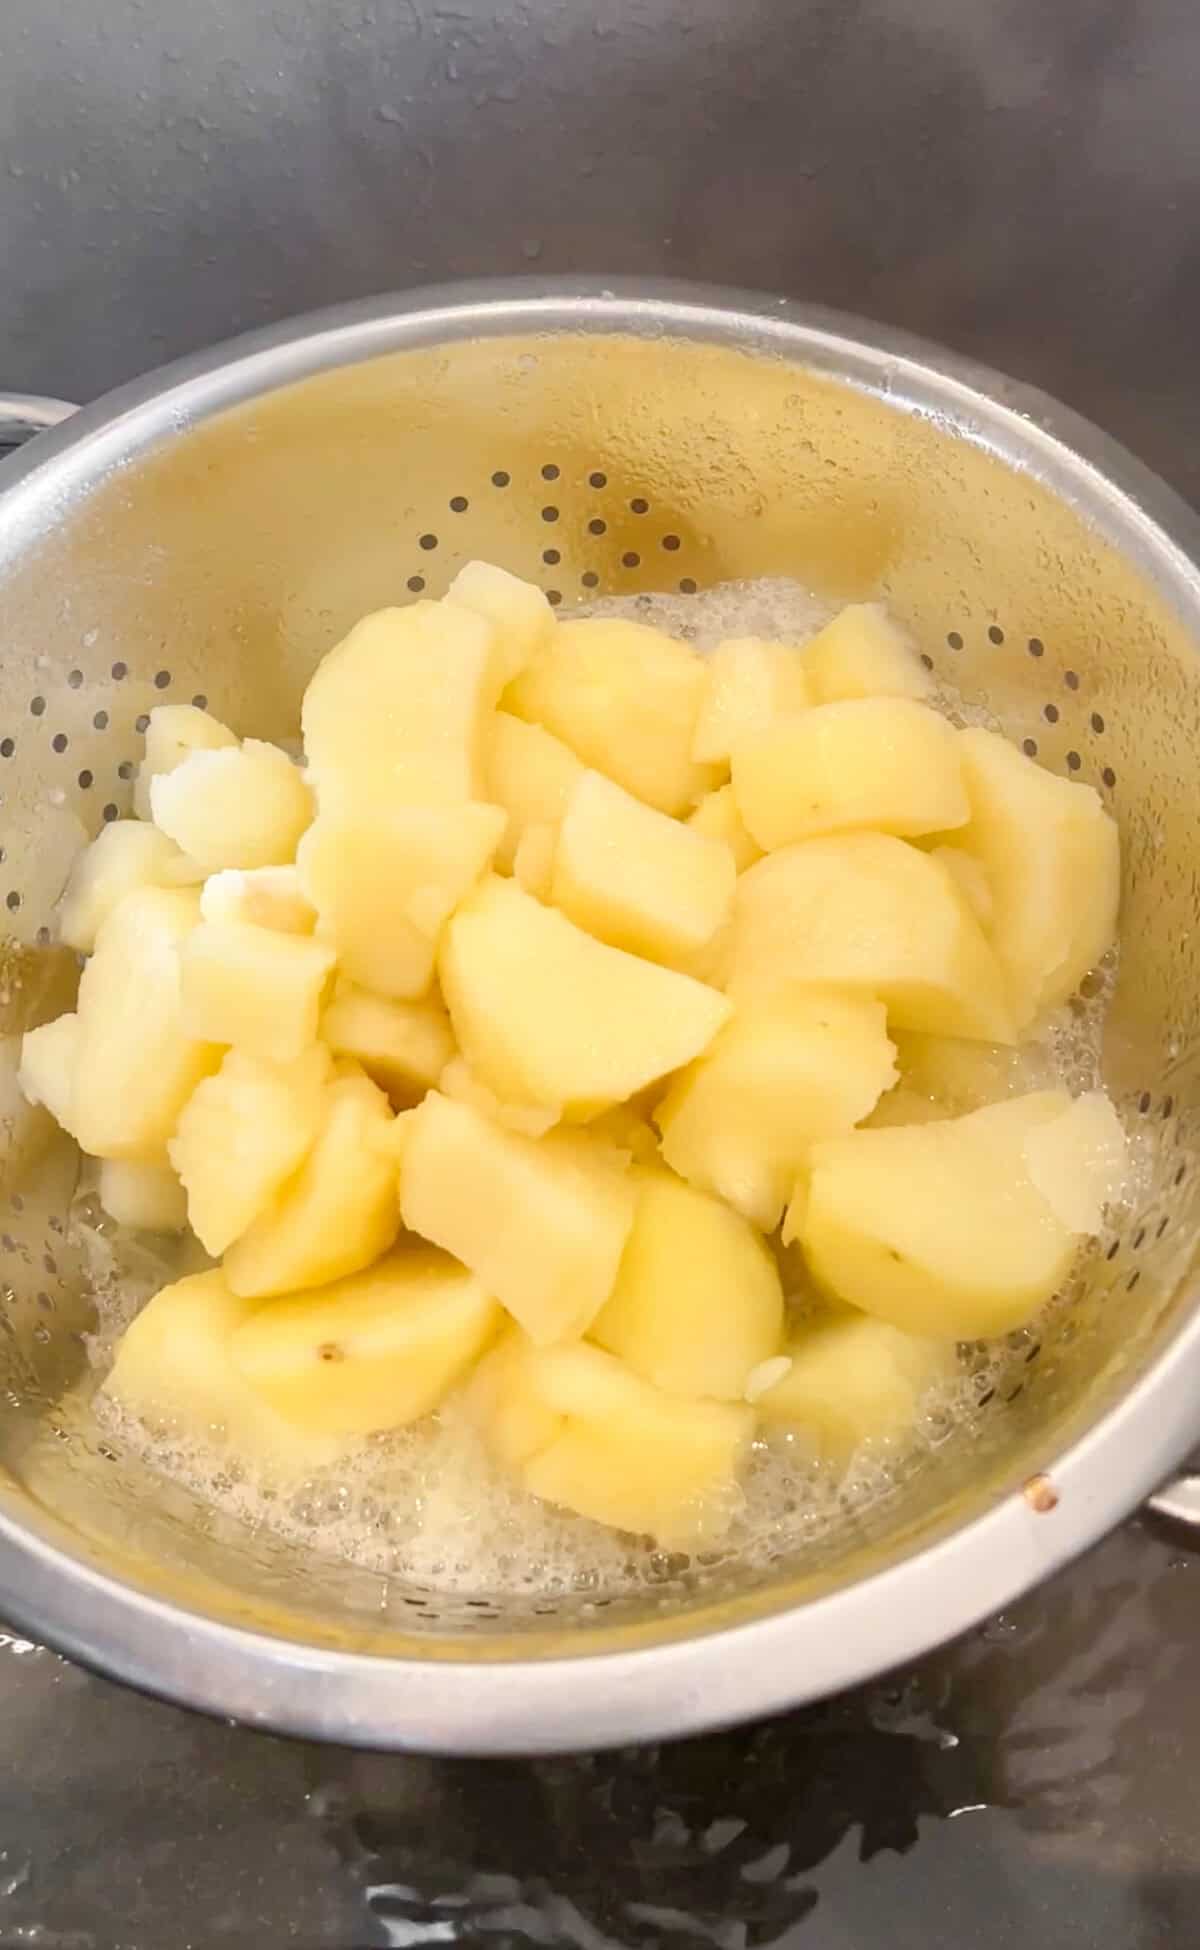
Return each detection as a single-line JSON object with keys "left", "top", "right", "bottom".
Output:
{"left": 4, "top": 0, "right": 1200, "bottom": 1940}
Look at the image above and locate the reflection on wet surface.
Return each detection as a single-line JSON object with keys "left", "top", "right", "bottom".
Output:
{"left": 0, "top": 1514, "right": 1197, "bottom": 1947}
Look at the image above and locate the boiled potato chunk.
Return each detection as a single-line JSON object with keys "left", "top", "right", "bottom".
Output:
{"left": 486, "top": 712, "right": 584, "bottom": 872}
{"left": 956, "top": 728, "right": 1119, "bottom": 1027}
{"left": 728, "top": 834, "right": 1015, "bottom": 1043}
{"left": 17, "top": 1013, "right": 81, "bottom": 1140}
{"left": 552, "top": 769, "right": 736, "bottom": 968}
{"left": 321, "top": 980, "right": 455, "bottom": 1105}
{"left": 150, "top": 741, "right": 313, "bottom": 873}
{"left": 223, "top": 1072, "right": 399, "bottom": 1298}
{"left": 791, "top": 1091, "right": 1124, "bottom": 1338}
{"left": 73, "top": 887, "right": 221, "bottom": 1160}
{"left": 297, "top": 804, "right": 504, "bottom": 1000}
{"left": 199, "top": 865, "right": 316, "bottom": 935}
{"left": 446, "top": 560, "right": 554, "bottom": 688}
{"left": 656, "top": 989, "right": 897, "bottom": 1231}
{"left": 438, "top": 1056, "right": 560, "bottom": 1137}
{"left": 440, "top": 876, "right": 731, "bottom": 1116}
{"left": 133, "top": 704, "right": 238, "bottom": 822}
{"left": 691, "top": 637, "right": 812, "bottom": 766}
{"left": 103, "top": 1269, "right": 342, "bottom": 1475}
{"left": 512, "top": 821, "right": 558, "bottom": 899}
{"left": 733, "top": 698, "right": 968, "bottom": 850}
{"left": 1022, "top": 1090, "right": 1128, "bottom": 1233}
{"left": 180, "top": 920, "right": 336, "bottom": 1064}
{"left": 230, "top": 1248, "right": 500, "bottom": 1436}
{"left": 169, "top": 1045, "right": 331, "bottom": 1255}
{"left": 928, "top": 845, "right": 993, "bottom": 930}
{"left": 757, "top": 1313, "right": 957, "bottom": 1459}
{"left": 591, "top": 1169, "right": 784, "bottom": 1399}
{"left": 522, "top": 1343, "right": 754, "bottom": 1547}
{"left": 399, "top": 1091, "right": 636, "bottom": 1344}
{"left": 687, "top": 785, "right": 763, "bottom": 873}
{"left": 301, "top": 602, "right": 495, "bottom": 811}
{"left": 97, "top": 1158, "right": 188, "bottom": 1232}
{"left": 585, "top": 1100, "right": 662, "bottom": 1166}
{"left": 505, "top": 617, "right": 722, "bottom": 815}
{"left": 461, "top": 1326, "right": 565, "bottom": 1469}
{"left": 802, "top": 603, "right": 932, "bottom": 703}
{"left": 58, "top": 821, "right": 193, "bottom": 953}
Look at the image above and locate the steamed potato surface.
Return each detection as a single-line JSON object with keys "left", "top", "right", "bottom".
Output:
{"left": 21, "top": 571, "right": 1125, "bottom": 1552}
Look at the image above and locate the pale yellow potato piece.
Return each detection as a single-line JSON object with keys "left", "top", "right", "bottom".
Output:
{"left": 584, "top": 1100, "right": 661, "bottom": 1165}
{"left": 58, "top": 821, "right": 193, "bottom": 954}
{"left": 180, "top": 920, "right": 336, "bottom": 1064}
{"left": 591, "top": 1169, "right": 784, "bottom": 1400}
{"left": 399, "top": 1091, "right": 636, "bottom": 1344}
{"left": 73, "top": 887, "right": 221, "bottom": 1161}
{"left": 757, "top": 1313, "right": 957, "bottom": 1459}
{"left": 97, "top": 1158, "right": 188, "bottom": 1232}
{"left": 321, "top": 980, "right": 455, "bottom": 1105}
{"left": 522, "top": 1343, "right": 754, "bottom": 1547}
{"left": 150, "top": 741, "right": 313, "bottom": 874}
{"left": 298, "top": 803, "right": 503, "bottom": 1001}
{"left": 17, "top": 1013, "right": 81, "bottom": 1140}
{"left": 133, "top": 704, "right": 238, "bottom": 822}
{"left": 691, "top": 636, "right": 812, "bottom": 765}
{"left": 1023, "top": 1090, "right": 1127, "bottom": 1233}
{"left": 552, "top": 769, "right": 735, "bottom": 969}
{"left": 801, "top": 603, "right": 932, "bottom": 703}
{"left": 656, "top": 989, "right": 897, "bottom": 1231}
{"left": 169, "top": 1044, "right": 331, "bottom": 1255}
{"left": 687, "top": 785, "right": 763, "bottom": 874}
{"left": 440, "top": 876, "right": 731, "bottom": 1116}
{"left": 199, "top": 865, "right": 316, "bottom": 935}
{"left": 678, "top": 917, "right": 735, "bottom": 989}
{"left": 791, "top": 1091, "right": 1119, "bottom": 1338}
{"left": 486, "top": 712, "right": 584, "bottom": 872}
{"left": 302, "top": 602, "right": 496, "bottom": 811}
{"left": 929, "top": 845, "right": 993, "bottom": 930}
{"left": 956, "top": 727, "right": 1119, "bottom": 1028}
{"left": 103, "top": 1269, "right": 342, "bottom": 1476}
{"left": 230, "top": 1247, "right": 500, "bottom": 1437}
{"left": 728, "top": 834, "right": 1015, "bottom": 1043}
{"left": 461, "top": 1326, "right": 565, "bottom": 1470}
{"left": 438, "top": 1055, "right": 560, "bottom": 1137}
{"left": 512, "top": 821, "right": 558, "bottom": 900}
{"left": 733, "top": 698, "right": 968, "bottom": 850}
{"left": 504, "top": 617, "right": 723, "bottom": 815}
{"left": 223, "top": 1072, "right": 398, "bottom": 1298}
{"left": 446, "top": 560, "right": 555, "bottom": 689}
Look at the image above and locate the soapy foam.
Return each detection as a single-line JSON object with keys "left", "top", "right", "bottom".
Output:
{"left": 75, "top": 576, "right": 1132, "bottom": 1603}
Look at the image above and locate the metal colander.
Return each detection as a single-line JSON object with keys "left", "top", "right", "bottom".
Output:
{"left": 2, "top": 283, "right": 1200, "bottom": 1753}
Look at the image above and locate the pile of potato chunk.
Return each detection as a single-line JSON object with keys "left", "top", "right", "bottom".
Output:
{"left": 18, "top": 566, "right": 1126, "bottom": 1549}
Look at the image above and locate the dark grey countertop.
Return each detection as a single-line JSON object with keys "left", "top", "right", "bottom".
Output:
{"left": 3, "top": 1513, "right": 1200, "bottom": 1947}
{"left": 3, "top": 1, "right": 1200, "bottom": 1942}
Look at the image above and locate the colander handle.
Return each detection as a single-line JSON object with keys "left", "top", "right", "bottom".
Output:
{"left": 0, "top": 393, "right": 78, "bottom": 449}
{"left": 1146, "top": 1474, "right": 1200, "bottom": 1526}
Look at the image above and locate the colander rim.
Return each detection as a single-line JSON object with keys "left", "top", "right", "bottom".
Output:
{"left": 3, "top": 275, "right": 1200, "bottom": 1753}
